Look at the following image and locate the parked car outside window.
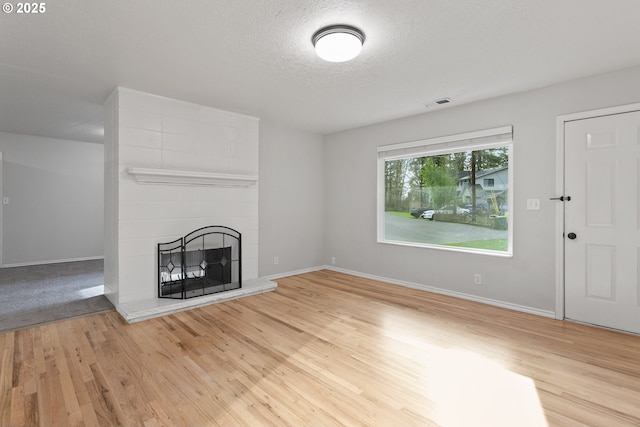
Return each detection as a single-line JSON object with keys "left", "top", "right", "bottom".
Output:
{"left": 464, "top": 203, "right": 488, "bottom": 213}
{"left": 437, "top": 205, "right": 470, "bottom": 215}
{"left": 410, "top": 207, "right": 431, "bottom": 218}
{"left": 420, "top": 205, "right": 469, "bottom": 220}
{"left": 421, "top": 209, "right": 435, "bottom": 220}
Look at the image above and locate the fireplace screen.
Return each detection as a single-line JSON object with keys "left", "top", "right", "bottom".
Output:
{"left": 158, "top": 226, "right": 241, "bottom": 299}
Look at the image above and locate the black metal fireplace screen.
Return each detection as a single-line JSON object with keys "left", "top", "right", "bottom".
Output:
{"left": 158, "top": 226, "right": 241, "bottom": 299}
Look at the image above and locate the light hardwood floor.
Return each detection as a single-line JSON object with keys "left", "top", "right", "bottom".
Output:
{"left": 1, "top": 270, "right": 640, "bottom": 426}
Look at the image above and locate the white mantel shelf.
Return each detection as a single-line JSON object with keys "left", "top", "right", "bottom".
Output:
{"left": 128, "top": 167, "right": 258, "bottom": 187}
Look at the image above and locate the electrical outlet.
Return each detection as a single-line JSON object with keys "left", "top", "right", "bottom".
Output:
{"left": 274, "top": 256, "right": 279, "bottom": 265}
{"left": 474, "top": 273, "right": 482, "bottom": 285}
{"left": 331, "top": 257, "right": 336, "bottom": 265}
{"left": 526, "top": 198, "right": 540, "bottom": 210}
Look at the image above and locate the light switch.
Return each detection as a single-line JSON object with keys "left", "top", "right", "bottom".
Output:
{"left": 526, "top": 198, "right": 540, "bottom": 210}
{"left": 2, "top": 197, "right": 8, "bottom": 205}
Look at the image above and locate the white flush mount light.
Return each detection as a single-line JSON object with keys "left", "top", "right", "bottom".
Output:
{"left": 312, "top": 25, "right": 365, "bottom": 62}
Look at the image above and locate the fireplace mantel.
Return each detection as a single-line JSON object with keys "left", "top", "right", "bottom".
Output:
{"left": 127, "top": 167, "right": 258, "bottom": 187}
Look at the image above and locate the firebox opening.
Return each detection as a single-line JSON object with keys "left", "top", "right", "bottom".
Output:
{"left": 158, "top": 226, "right": 241, "bottom": 299}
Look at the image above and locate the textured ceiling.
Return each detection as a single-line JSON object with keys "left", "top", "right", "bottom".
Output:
{"left": 1, "top": 0, "right": 640, "bottom": 143}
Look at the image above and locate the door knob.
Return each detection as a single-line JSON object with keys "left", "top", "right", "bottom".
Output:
{"left": 567, "top": 232, "right": 577, "bottom": 240}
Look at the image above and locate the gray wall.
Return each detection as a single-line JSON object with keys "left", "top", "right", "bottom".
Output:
{"left": 323, "top": 65, "right": 640, "bottom": 313}
{"left": 4, "top": 63, "right": 640, "bottom": 315}
{"left": 0, "top": 131, "right": 104, "bottom": 266}
{"left": 259, "top": 119, "right": 325, "bottom": 277}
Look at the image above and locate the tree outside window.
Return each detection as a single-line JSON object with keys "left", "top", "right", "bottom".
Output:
{"left": 378, "top": 128, "right": 512, "bottom": 256}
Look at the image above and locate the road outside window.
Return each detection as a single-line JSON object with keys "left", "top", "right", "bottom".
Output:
{"left": 378, "top": 127, "right": 513, "bottom": 256}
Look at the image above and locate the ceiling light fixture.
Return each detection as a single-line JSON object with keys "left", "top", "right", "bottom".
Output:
{"left": 312, "top": 25, "right": 365, "bottom": 62}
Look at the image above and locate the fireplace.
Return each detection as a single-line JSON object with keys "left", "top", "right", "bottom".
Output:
{"left": 158, "top": 226, "right": 241, "bottom": 299}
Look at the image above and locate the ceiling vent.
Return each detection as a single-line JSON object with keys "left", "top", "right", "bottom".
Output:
{"left": 424, "top": 98, "right": 452, "bottom": 108}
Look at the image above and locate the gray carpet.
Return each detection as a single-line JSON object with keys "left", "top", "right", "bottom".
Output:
{"left": 0, "top": 259, "right": 114, "bottom": 333}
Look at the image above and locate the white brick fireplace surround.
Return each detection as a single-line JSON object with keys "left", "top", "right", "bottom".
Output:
{"left": 103, "top": 87, "right": 276, "bottom": 323}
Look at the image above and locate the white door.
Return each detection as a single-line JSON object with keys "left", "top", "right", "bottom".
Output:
{"left": 564, "top": 110, "right": 640, "bottom": 334}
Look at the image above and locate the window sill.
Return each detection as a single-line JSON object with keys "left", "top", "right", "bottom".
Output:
{"left": 378, "top": 238, "right": 513, "bottom": 258}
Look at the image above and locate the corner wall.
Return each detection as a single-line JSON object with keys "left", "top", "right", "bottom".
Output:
{"left": 258, "top": 120, "right": 325, "bottom": 277}
{"left": 323, "top": 65, "right": 640, "bottom": 313}
{"left": 0, "top": 131, "right": 104, "bottom": 266}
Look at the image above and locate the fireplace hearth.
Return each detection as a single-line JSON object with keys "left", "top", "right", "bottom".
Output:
{"left": 158, "top": 226, "right": 241, "bottom": 299}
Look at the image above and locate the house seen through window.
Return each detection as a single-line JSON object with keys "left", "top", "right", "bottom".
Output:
{"left": 377, "top": 126, "right": 513, "bottom": 256}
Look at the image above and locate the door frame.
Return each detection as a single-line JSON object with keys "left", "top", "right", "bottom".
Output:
{"left": 555, "top": 102, "right": 640, "bottom": 320}
{"left": 0, "top": 151, "right": 2, "bottom": 267}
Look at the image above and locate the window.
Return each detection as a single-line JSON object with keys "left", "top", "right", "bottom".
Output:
{"left": 377, "top": 126, "right": 513, "bottom": 256}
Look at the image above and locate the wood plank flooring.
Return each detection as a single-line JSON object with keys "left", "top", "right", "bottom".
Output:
{"left": 2, "top": 270, "right": 640, "bottom": 426}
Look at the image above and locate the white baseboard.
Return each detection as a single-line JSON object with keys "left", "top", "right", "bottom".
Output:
{"left": 2, "top": 256, "right": 104, "bottom": 268}
{"left": 261, "top": 266, "right": 325, "bottom": 281}
{"left": 319, "top": 265, "right": 556, "bottom": 319}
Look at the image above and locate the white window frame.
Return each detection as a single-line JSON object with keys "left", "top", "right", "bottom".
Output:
{"left": 377, "top": 126, "right": 514, "bottom": 257}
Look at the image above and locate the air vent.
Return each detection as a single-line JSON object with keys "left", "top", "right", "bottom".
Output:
{"left": 424, "top": 97, "right": 453, "bottom": 108}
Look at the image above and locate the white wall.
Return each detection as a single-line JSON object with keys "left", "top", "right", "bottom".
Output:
{"left": 258, "top": 120, "right": 325, "bottom": 277}
{"left": 105, "top": 88, "right": 260, "bottom": 304}
{"left": 324, "top": 65, "right": 640, "bottom": 313}
{"left": 103, "top": 91, "right": 119, "bottom": 301}
{"left": 0, "top": 131, "right": 103, "bottom": 266}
